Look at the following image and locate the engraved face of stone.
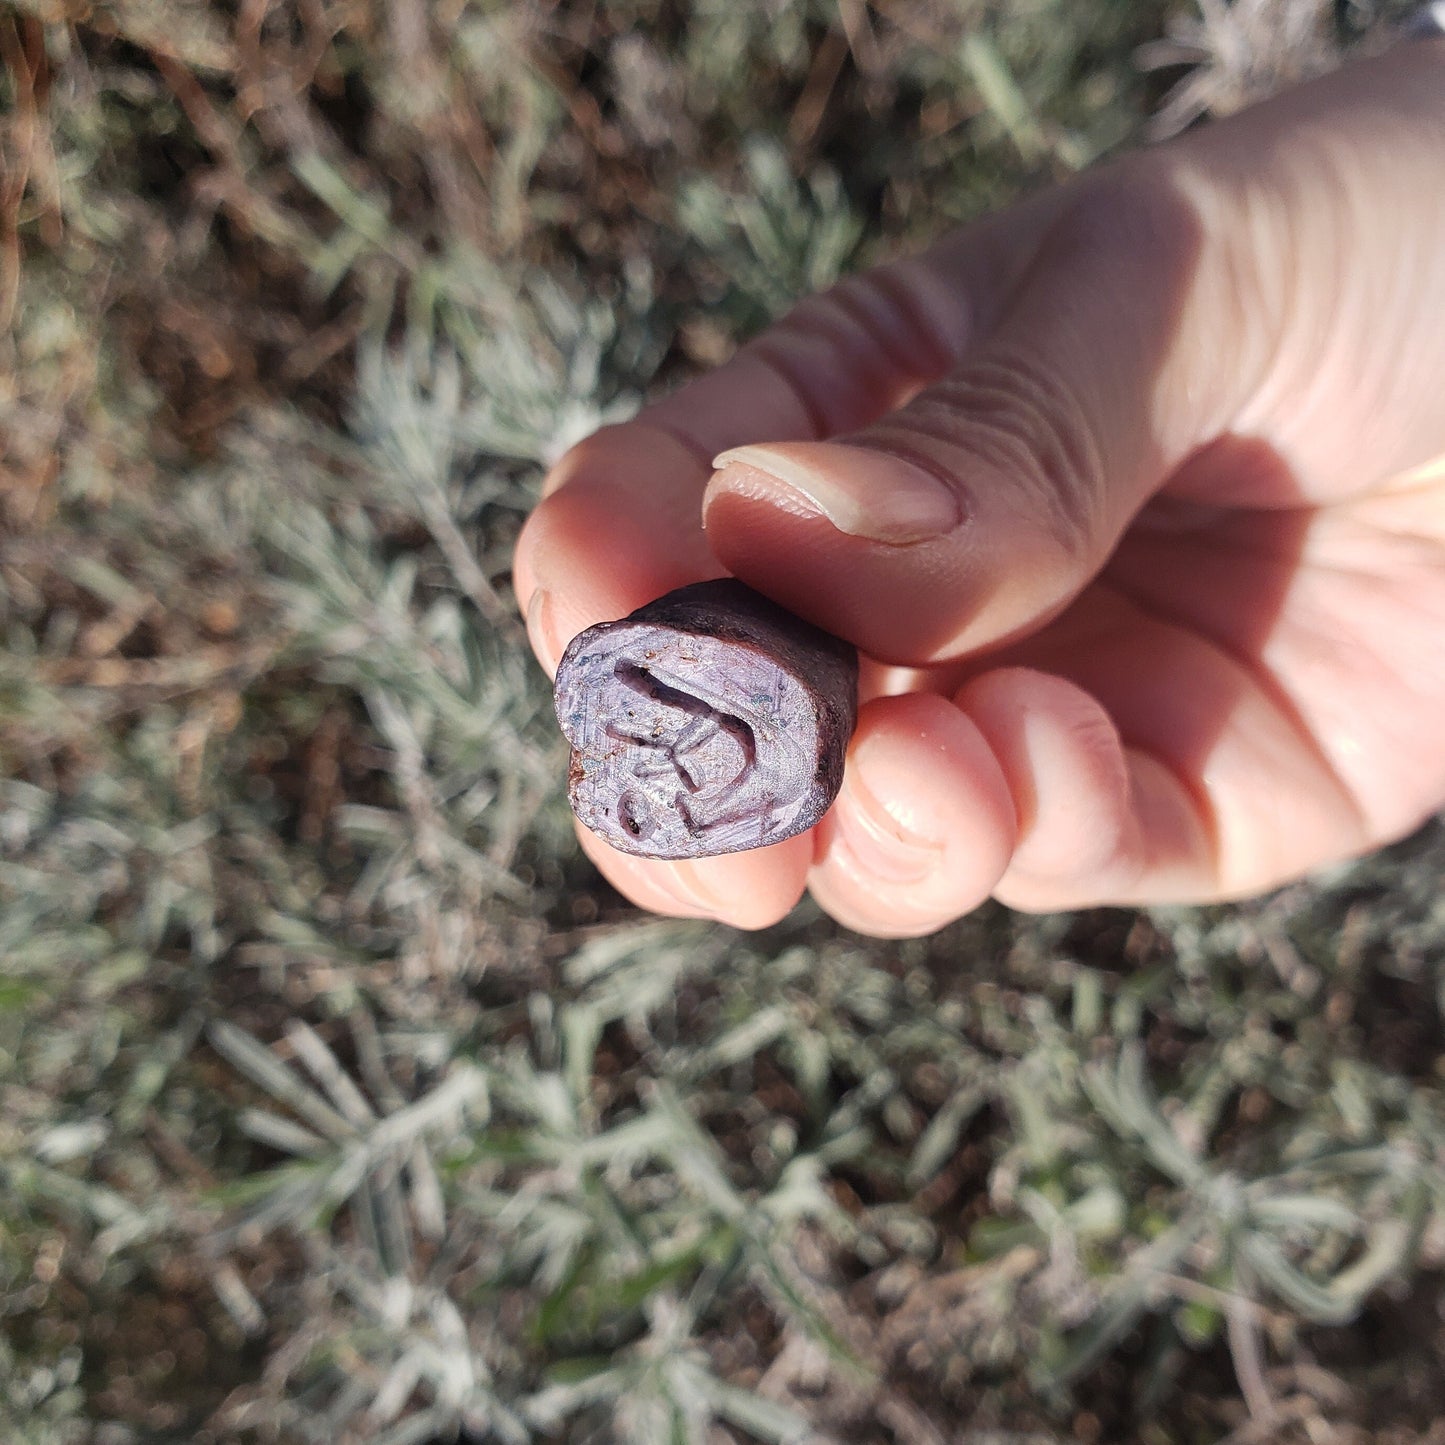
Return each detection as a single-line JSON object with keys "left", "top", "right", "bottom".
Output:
{"left": 555, "top": 621, "right": 823, "bottom": 859}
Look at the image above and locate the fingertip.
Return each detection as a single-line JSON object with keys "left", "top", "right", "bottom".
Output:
{"left": 808, "top": 693, "right": 1016, "bottom": 937}
{"left": 513, "top": 421, "right": 722, "bottom": 646}
{"left": 575, "top": 825, "right": 811, "bottom": 931}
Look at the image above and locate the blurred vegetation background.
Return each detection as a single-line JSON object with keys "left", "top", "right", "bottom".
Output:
{"left": 3, "top": 1, "right": 1443, "bottom": 1442}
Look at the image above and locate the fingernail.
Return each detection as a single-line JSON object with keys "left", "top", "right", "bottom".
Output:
{"left": 831, "top": 745, "right": 945, "bottom": 886}
{"left": 525, "top": 589, "right": 562, "bottom": 676}
{"left": 710, "top": 441, "right": 961, "bottom": 545}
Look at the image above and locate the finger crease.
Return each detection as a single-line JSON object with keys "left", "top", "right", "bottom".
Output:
{"left": 740, "top": 336, "right": 837, "bottom": 440}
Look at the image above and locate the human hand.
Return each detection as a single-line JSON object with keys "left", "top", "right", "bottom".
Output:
{"left": 513, "top": 39, "right": 1445, "bottom": 937}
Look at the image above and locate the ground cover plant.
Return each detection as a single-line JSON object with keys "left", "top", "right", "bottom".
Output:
{"left": 3, "top": 1, "right": 1444, "bottom": 1441}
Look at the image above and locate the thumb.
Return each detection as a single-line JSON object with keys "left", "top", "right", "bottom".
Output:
{"left": 704, "top": 37, "right": 1445, "bottom": 665}
{"left": 702, "top": 165, "right": 1225, "bottom": 665}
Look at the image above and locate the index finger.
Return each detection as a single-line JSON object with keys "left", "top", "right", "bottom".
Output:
{"left": 512, "top": 188, "right": 1064, "bottom": 659}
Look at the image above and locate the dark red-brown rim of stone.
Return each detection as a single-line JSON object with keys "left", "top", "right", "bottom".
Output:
{"left": 553, "top": 579, "right": 859, "bottom": 859}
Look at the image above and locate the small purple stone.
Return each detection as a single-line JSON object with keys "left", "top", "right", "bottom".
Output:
{"left": 553, "top": 579, "right": 859, "bottom": 859}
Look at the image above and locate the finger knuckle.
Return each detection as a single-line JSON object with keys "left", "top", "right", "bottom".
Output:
{"left": 1043, "top": 156, "right": 1200, "bottom": 273}
{"left": 740, "top": 264, "right": 964, "bottom": 436}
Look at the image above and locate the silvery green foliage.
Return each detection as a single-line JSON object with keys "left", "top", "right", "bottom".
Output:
{"left": 197, "top": 844, "right": 1445, "bottom": 1439}
{"left": 9, "top": 3, "right": 1445, "bottom": 1440}
{"left": 201, "top": 927, "right": 839, "bottom": 1441}
{"left": 1136, "top": 0, "right": 1340, "bottom": 137}
{"left": 352, "top": 268, "right": 649, "bottom": 474}
{"left": 676, "top": 138, "right": 866, "bottom": 322}
{"left": 0, "top": 1336, "right": 85, "bottom": 1445}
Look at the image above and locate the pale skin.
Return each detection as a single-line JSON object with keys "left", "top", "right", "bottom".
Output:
{"left": 513, "top": 40, "right": 1445, "bottom": 938}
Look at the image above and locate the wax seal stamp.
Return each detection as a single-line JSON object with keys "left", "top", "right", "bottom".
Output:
{"left": 553, "top": 579, "right": 859, "bottom": 859}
